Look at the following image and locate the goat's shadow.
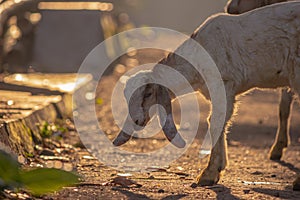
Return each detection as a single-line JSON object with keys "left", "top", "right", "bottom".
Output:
{"left": 274, "top": 160, "right": 300, "bottom": 174}
{"left": 205, "top": 185, "right": 240, "bottom": 200}
{"left": 112, "top": 188, "right": 151, "bottom": 200}
{"left": 161, "top": 194, "right": 188, "bottom": 200}
{"left": 252, "top": 188, "right": 300, "bottom": 199}
{"left": 112, "top": 188, "right": 187, "bottom": 200}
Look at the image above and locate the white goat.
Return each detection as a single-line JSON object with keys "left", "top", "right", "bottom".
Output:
{"left": 114, "top": 2, "right": 300, "bottom": 186}
{"left": 226, "top": 0, "right": 294, "bottom": 162}
{"left": 226, "top": 0, "right": 300, "bottom": 190}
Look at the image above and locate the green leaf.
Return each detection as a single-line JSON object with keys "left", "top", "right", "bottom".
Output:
{"left": 0, "top": 150, "right": 21, "bottom": 188}
{"left": 20, "top": 168, "right": 80, "bottom": 196}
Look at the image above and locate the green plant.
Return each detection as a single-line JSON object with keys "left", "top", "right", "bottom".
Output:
{"left": 39, "top": 121, "right": 53, "bottom": 138}
{"left": 39, "top": 121, "right": 68, "bottom": 138}
{"left": 0, "top": 150, "right": 80, "bottom": 196}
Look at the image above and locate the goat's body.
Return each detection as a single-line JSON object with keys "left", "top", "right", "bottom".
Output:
{"left": 199, "top": 14, "right": 293, "bottom": 92}
{"left": 158, "top": 2, "right": 299, "bottom": 100}
{"left": 225, "top": 0, "right": 300, "bottom": 190}
{"left": 226, "top": 0, "right": 295, "bottom": 162}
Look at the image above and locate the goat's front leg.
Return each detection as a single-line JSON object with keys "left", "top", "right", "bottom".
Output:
{"left": 270, "top": 88, "right": 293, "bottom": 160}
{"left": 197, "top": 95, "right": 235, "bottom": 186}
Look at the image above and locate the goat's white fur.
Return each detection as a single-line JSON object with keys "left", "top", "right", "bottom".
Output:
{"left": 226, "top": 0, "right": 300, "bottom": 190}
{"left": 226, "top": 0, "right": 294, "bottom": 161}
{"left": 122, "top": 1, "right": 300, "bottom": 185}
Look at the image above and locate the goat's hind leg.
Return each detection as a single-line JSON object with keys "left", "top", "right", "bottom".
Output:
{"left": 293, "top": 176, "right": 300, "bottom": 191}
{"left": 197, "top": 95, "right": 235, "bottom": 186}
{"left": 270, "top": 88, "right": 293, "bottom": 160}
{"left": 289, "top": 71, "right": 300, "bottom": 190}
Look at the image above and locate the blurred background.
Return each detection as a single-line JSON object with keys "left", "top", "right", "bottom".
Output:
{"left": 108, "top": 0, "right": 227, "bottom": 33}
{"left": 0, "top": 0, "right": 227, "bottom": 74}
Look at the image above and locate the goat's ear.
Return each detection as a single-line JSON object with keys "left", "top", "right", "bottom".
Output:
{"left": 157, "top": 85, "right": 186, "bottom": 148}
{"left": 113, "top": 116, "right": 134, "bottom": 146}
{"left": 157, "top": 85, "right": 172, "bottom": 114}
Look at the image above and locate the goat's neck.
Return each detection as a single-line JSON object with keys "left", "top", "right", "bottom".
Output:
{"left": 152, "top": 48, "right": 209, "bottom": 100}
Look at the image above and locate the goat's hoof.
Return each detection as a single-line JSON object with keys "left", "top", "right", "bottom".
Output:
{"left": 196, "top": 170, "right": 220, "bottom": 186}
{"left": 269, "top": 147, "right": 283, "bottom": 161}
{"left": 269, "top": 143, "right": 287, "bottom": 160}
{"left": 197, "top": 179, "right": 216, "bottom": 186}
{"left": 293, "top": 177, "right": 300, "bottom": 191}
{"left": 269, "top": 153, "right": 282, "bottom": 161}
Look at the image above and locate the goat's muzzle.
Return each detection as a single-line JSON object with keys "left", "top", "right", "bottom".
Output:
{"left": 113, "top": 85, "right": 186, "bottom": 148}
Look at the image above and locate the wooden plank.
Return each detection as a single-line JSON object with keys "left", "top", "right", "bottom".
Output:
{"left": 3, "top": 73, "right": 92, "bottom": 93}
{"left": 0, "top": 72, "right": 92, "bottom": 155}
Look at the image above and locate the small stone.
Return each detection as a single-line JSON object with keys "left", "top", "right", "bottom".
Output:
{"left": 175, "top": 172, "right": 189, "bottom": 177}
{"left": 148, "top": 175, "right": 155, "bottom": 179}
{"left": 82, "top": 155, "right": 96, "bottom": 160}
{"left": 114, "top": 64, "right": 126, "bottom": 74}
{"left": 243, "top": 189, "right": 250, "bottom": 194}
{"left": 271, "top": 174, "right": 277, "bottom": 178}
{"left": 158, "top": 189, "right": 164, "bottom": 193}
{"left": 17, "top": 155, "right": 26, "bottom": 164}
{"left": 190, "top": 183, "right": 198, "bottom": 188}
{"left": 251, "top": 171, "right": 263, "bottom": 175}
{"left": 40, "top": 149, "right": 55, "bottom": 156}
{"left": 117, "top": 173, "right": 132, "bottom": 177}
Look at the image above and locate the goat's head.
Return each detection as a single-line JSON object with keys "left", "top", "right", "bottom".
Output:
{"left": 113, "top": 70, "right": 186, "bottom": 148}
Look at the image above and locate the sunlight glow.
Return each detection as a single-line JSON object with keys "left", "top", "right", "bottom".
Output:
{"left": 15, "top": 74, "right": 24, "bottom": 81}
{"left": 7, "top": 100, "right": 14, "bottom": 106}
{"left": 4, "top": 74, "right": 92, "bottom": 93}
{"left": 57, "top": 83, "right": 76, "bottom": 93}
{"left": 38, "top": 2, "right": 114, "bottom": 11}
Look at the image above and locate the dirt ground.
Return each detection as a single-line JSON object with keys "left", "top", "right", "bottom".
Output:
{"left": 4, "top": 50, "right": 300, "bottom": 200}
{"left": 46, "top": 83, "right": 300, "bottom": 200}
{"left": 43, "top": 49, "right": 300, "bottom": 200}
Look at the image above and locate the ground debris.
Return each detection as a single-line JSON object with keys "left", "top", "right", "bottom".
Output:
{"left": 158, "top": 189, "right": 164, "bottom": 193}
{"left": 243, "top": 189, "right": 251, "bottom": 194}
{"left": 174, "top": 172, "right": 189, "bottom": 177}
{"left": 251, "top": 171, "right": 263, "bottom": 175}
{"left": 145, "top": 166, "right": 168, "bottom": 172}
{"left": 102, "top": 176, "right": 142, "bottom": 188}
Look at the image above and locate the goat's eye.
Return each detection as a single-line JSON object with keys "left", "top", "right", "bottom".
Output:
{"left": 144, "top": 92, "right": 152, "bottom": 98}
